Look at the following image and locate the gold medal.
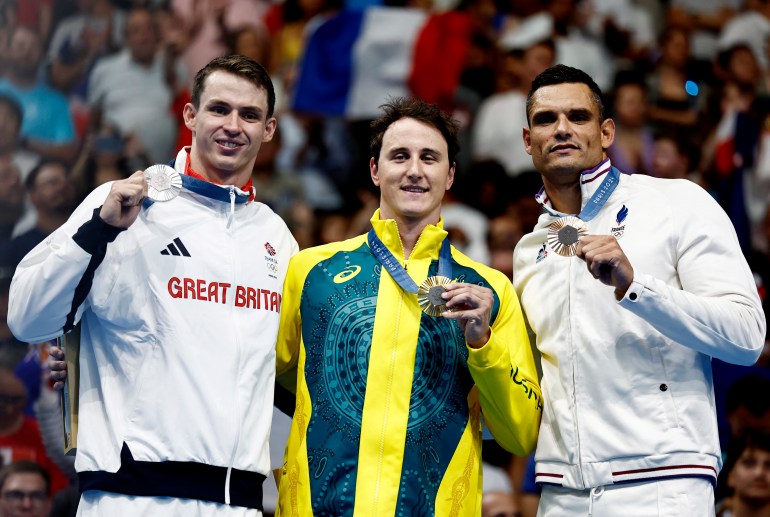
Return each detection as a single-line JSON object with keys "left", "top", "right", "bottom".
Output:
{"left": 417, "top": 275, "right": 452, "bottom": 317}
{"left": 144, "top": 164, "right": 182, "bottom": 202}
{"left": 547, "top": 216, "right": 587, "bottom": 256}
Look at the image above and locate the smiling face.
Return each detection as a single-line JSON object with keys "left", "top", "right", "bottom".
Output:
{"left": 184, "top": 70, "right": 276, "bottom": 186}
{"left": 370, "top": 117, "right": 455, "bottom": 229}
{"left": 524, "top": 82, "right": 614, "bottom": 186}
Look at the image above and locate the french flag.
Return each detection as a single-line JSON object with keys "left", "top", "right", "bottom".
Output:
{"left": 292, "top": 7, "right": 473, "bottom": 119}
{"left": 713, "top": 109, "right": 738, "bottom": 177}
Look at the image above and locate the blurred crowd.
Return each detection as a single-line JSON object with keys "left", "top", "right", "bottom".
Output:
{"left": 0, "top": 0, "right": 770, "bottom": 515}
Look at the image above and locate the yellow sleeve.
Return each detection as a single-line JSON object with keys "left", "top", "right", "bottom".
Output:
{"left": 467, "top": 277, "right": 542, "bottom": 456}
{"left": 275, "top": 254, "right": 304, "bottom": 394}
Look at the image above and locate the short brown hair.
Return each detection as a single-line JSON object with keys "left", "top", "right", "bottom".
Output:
{"left": 369, "top": 97, "right": 460, "bottom": 165}
{"left": 191, "top": 55, "right": 276, "bottom": 118}
{"left": 0, "top": 461, "right": 50, "bottom": 495}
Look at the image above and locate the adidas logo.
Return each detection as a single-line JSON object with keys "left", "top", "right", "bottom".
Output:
{"left": 160, "top": 237, "right": 191, "bottom": 257}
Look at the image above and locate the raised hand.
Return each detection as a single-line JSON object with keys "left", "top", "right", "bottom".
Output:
{"left": 98, "top": 170, "right": 147, "bottom": 229}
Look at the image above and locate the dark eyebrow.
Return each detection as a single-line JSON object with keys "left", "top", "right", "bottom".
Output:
{"left": 567, "top": 108, "right": 594, "bottom": 119}
{"left": 386, "top": 146, "right": 409, "bottom": 157}
{"left": 531, "top": 108, "right": 595, "bottom": 124}
{"left": 531, "top": 110, "right": 556, "bottom": 124}
{"left": 386, "top": 147, "right": 443, "bottom": 157}
{"left": 206, "top": 99, "right": 263, "bottom": 116}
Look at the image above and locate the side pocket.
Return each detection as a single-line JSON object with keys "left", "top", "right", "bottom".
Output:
{"left": 125, "top": 335, "right": 159, "bottom": 428}
{"left": 648, "top": 346, "right": 680, "bottom": 429}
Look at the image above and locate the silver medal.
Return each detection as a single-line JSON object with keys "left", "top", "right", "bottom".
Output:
{"left": 144, "top": 164, "right": 182, "bottom": 202}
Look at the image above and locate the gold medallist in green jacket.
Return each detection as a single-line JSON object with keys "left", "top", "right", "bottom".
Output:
{"left": 275, "top": 98, "right": 542, "bottom": 517}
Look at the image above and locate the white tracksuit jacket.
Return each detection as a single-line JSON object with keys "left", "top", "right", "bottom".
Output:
{"left": 8, "top": 148, "right": 298, "bottom": 514}
{"left": 513, "top": 159, "right": 766, "bottom": 490}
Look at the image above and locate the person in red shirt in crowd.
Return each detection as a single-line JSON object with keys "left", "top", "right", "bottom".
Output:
{"left": 0, "top": 366, "right": 68, "bottom": 495}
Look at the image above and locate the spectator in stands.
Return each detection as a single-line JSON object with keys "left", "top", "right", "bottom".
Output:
{"left": 668, "top": 0, "right": 738, "bottom": 62}
{"left": 650, "top": 130, "right": 699, "bottom": 182}
{"left": 718, "top": 0, "right": 770, "bottom": 70}
{"left": 0, "top": 160, "right": 76, "bottom": 270}
{"left": 47, "top": 0, "right": 125, "bottom": 100}
{"left": 0, "top": 367, "right": 68, "bottom": 494}
{"left": 0, "top": 26, "right": 78, "bottom": 163}
{"left": 0, "top": 460, "right": 53, "bottom": 517}
{"left": 87, "top": 7, "right": 185, "bottom": 165}
{"left": 0, "top": 158, "right": 24, "bottom": 256}
{"left": 647, "top": 25, "right": 707, "bottom": 132}
{"left": 607, "top": 71, "right": 654, "bottom": 174}
{"left": 472, "top": 14, "right": 555, "bottom": 177}
{"left": 726, "top": 375, "right": 770, "bottom": 441}
{"left": 0, "top": 94, "right": 38, "bottom": 181}
{"left": 69, "top": 124, "right": 137, "bottom": 202}
{"left": 716, "top": 431, "right": 770, "bottom": 517}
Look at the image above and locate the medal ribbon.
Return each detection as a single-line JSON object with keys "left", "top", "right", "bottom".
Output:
{"left": 574, "top": 166, "right": 620, "bottom": 221}
{"left": 367, "top": 228, "right": 452, "bottom": 293}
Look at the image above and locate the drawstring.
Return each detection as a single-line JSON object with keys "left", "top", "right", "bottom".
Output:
{"left": 588, "top": 486, "right": 604, "bottom": 515}
{"left": 227, "top": 187, "right": 235, "bottom": 229}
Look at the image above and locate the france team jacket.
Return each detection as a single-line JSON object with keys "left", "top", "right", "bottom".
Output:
{"left": 8, "top": 148, "right": 298, "bottom": 509}
{"left": 274, "top": 210, "right": 542, "bottom": 516}
{"left": 513, "top": 159, "right": 766, "bottom": 490}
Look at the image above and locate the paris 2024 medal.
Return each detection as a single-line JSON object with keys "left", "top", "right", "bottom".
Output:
{"left": 547, "top": 216, "right": 588, "bottom": 256}
{"left": 144, "top": 164, "right": 182, "bottom": 202}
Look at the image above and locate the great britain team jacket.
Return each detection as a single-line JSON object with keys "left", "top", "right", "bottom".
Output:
{"left": 274, "top": 210, "right": 542, "bottom": 517}
{"left": 9, "top": 148, "right": 298, "bottom": 513}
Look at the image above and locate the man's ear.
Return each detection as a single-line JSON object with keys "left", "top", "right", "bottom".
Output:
{"left": 370, "top": 157, "right": 380, "bottom": 186}
{"left": 523, "top": 127, "right": 532, "bottom": 156}
{"left": 601, "top": 117, "right": 616, "bottom": 150}
{"left": 183, "top": 103, "right": 197, "bottom": 132}
{"left": 262, "top": 117, "right": 277, "bottom": 142}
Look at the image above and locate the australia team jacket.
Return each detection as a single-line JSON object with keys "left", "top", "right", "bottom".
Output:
{"left": 513, "top": 159, "right": 766, "bottom": 490}
{"left": 8, "top": 148, "right": 298, "bottom": 506}
{"left": 274, "top": 210, "right": 542, "bottom": 516}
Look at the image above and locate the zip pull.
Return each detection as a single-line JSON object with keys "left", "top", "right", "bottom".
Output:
{"left": 227, "top": 187, "right": 235, "bottom": 228}
{"left": 588, "top": 486, "right": 604, "bottom": 515}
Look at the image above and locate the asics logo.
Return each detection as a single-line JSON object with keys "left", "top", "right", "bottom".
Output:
{"left": 333, "top": 265, "right": 361, "bottom": 283}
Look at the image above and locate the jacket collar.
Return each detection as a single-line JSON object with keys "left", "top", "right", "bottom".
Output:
{"left": 535, "top": 158, "right": 615, "bottom": 217}
{"left": 369, "top": 209, "right": 448, "bottom": 262}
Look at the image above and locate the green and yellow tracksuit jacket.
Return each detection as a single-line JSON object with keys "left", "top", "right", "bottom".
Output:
{"left": 275, "top": 211, "right": 542, "bottom": 516}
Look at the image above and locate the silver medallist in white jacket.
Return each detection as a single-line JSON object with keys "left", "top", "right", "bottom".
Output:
{"left": 9, "top": 148, "right": 298, "bottom": 515}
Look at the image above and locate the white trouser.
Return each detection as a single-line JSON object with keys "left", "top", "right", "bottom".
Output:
{"left": 537, "top": 477, "right": 715, "bottom": 517}
{"left": 77, "top": 491, "right": 264, "bottom": 517}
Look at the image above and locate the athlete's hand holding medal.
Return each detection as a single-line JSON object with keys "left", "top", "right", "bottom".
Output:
{"left": 439, "top": 282, "right": 494, "bottom": 349}
{"left": 99, "top": 165, "right": 181, "bottom": 229}
{"left": 546, "top": 214, "right": 634, "bottom": 300}
{"left": 368, "top": 228, "right": 494, "bottom": 348}
{"left": 543, "top": 167, "right": 634, "bottom": 300}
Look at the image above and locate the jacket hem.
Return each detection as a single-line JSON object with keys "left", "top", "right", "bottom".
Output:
{"left": 78, "top": 443, "right": 265, "bottom": 510}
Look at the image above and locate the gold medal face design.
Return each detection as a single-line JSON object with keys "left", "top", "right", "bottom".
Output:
{"left": 417, "top": 275, "right": 452, "bottom": 317}
{"left": 144, "top": 164, "right": 182, "bottom": 202}
{"left": 547, "top": 216, "right": 587, "bottom": 256}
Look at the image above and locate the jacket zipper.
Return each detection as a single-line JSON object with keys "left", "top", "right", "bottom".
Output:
{"left": 570, "top": 258, "right": 586, "bottom": 489}
{"left": 371, "top": 227, "right": 426, "bottom": 514}
{"left": 224, "top": 190, "right": 241, "bottom": 504}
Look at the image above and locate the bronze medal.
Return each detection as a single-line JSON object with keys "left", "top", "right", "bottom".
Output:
{"left": 547, "top": 216, "right": 587, "bottom": 256}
